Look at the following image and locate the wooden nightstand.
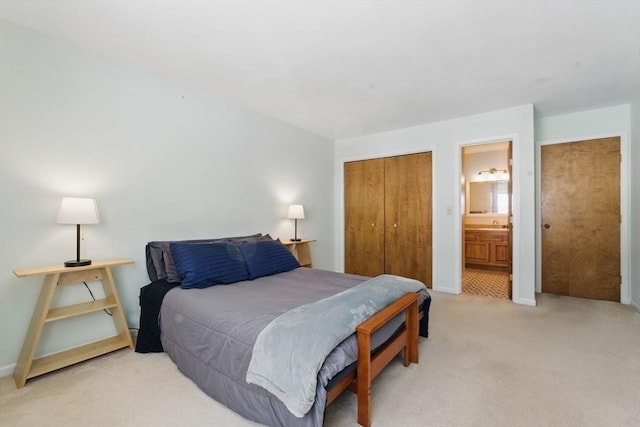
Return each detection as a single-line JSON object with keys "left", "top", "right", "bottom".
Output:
{"left": 281, "top": 239, "right": 316, "bottom": 267}
{"left": 12, "top": 259, "right": 134, "bottom": 388}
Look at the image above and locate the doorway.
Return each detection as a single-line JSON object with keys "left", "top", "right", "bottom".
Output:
{"left": 541, "top": 137, "right": 621, "bottom": 301}
{"left": 461, "top": 141, "right": 512, "bottom": 299}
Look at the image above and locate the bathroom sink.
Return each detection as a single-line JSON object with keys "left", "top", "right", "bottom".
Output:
{"left": 466, "top": 227, "right": 508, "bottom": 231}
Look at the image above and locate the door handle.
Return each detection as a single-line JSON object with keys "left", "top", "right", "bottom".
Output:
{"left": 544, "top": 223, "right": 551, "bottom": 229}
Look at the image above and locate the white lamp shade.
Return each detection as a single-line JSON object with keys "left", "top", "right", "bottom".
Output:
{"left": 56, "top": 197, "right": 100, "bottom": 224}
{"left": 287, "top": 204, "right": 305, "bottom": 219}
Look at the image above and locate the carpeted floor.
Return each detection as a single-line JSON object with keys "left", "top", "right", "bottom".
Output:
{"left": 462, "top": 268, "right": 510, "bottom": 299}
{"left": 1, "top": 292, "right": 639, "bottom": 427}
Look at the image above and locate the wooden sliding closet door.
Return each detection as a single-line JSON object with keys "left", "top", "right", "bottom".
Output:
{"left": 344, "top": 152, "right": 432, "bottom": 288}
{"left": 344, "top": 158, "right": 385, "bottom": 277}
{"left": 385, "top": 153, "right": 432, "bottom": 287}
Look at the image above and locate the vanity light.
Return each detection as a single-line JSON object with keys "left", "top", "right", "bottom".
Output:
{"left": 478, "top": 168, "right": 507, "bottom": 175}
{"left": 477, "top": 168, "right": 509, "bottom": 182}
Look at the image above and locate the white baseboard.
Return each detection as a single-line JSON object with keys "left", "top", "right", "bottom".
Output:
{"left": 630, "top": 299, "right": 640, "bottom": 313}
{"left": 514, "top": 297, "right": 537, "bottom": 306}
{"left": 0, "top": 363, "right": 15, "bottom": 379}
{"left": 432, "top": 285, "right": 458, "bottom": 294}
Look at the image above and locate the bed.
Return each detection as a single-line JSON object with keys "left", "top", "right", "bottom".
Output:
{"left": 136, "top": 233, "right": 430, "bottom": 427}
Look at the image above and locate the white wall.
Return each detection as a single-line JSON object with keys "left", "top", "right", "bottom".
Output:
{"left": 334, "top": 105, "right": 536, "bottom": 306}
{"left": 0, "top": 21, "right": 334, "bottom": 373}
{"left": 534, "top": 104, "right": 634, "bottom": 304}
{"left": 630, "top": 99, "right": 640, "bottom": 310}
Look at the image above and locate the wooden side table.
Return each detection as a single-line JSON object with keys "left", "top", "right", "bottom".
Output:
{"left": 12, "top": 258, "right": 134, "bottom": 388}
{"left": 281, "top": 239, "right": 316, "bottom": 267}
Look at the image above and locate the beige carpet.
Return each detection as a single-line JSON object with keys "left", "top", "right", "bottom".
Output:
{"left": 1, "top": 292, "right": 639, "bottom": 427}
{"left": 462, "top": 268, "right": 510, "bottom": 299}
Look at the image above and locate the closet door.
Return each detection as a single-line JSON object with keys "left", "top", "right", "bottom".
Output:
{"left": 344, "top": 158, "right": 385, "bottom": 277}
{"left": 384, "top": 152, "right": 432, "bottom": 287}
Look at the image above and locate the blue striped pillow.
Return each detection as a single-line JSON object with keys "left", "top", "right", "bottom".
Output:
{"left": 170, "top": 242, "right": 249, "bottom": 289}
{"left": 239, "top": 239, "right": 300, "bottom": 280}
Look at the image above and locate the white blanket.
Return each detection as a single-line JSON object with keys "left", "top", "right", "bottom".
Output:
{"left": 245, "top": 274, "right": 426, "bottom": 417}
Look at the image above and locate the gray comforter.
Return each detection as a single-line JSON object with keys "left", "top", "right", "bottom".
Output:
{"left": 246, "top": 274, "right": 426, "bottom": 418}
{"left": 160, "top": 268, "right": 426, "bottom": 427}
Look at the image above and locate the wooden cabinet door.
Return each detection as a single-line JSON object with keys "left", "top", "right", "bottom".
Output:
{"left": 541, "top": 137, "right": 620, "bottom": 301}
{"left": 493, "top": 242, "right": 509, "bottom": 265}
{"left": 466, "top": 241, "right": 490, "bottom": 264}
{"left": 384, "top": 152, "right": 432, "bottom": 287}
{"left": 344, "top": 159, "right": 385, "bottom": 277}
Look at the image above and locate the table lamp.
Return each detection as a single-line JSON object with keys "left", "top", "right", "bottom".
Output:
{"left": 287, "top": 204, "right": 304, "bottom": 242}
{"left": 57, "top": 197, "right": 100, "bottom": 267}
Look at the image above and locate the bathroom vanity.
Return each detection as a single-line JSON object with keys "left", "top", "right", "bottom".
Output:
{"left": 464, "top": 228, "right": 509, "bottom": 271}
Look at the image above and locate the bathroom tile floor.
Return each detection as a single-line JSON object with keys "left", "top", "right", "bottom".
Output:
{"left": 462, "top": 268, "right": 510, "bottom": 299}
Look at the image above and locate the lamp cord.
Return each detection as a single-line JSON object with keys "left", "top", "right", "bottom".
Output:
{"left": 83, "top": 282, "right": 113, "bottom": 316}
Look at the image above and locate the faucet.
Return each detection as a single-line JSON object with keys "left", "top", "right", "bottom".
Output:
{"left": 491, "top": 220, "right": 500, "bottom": 229}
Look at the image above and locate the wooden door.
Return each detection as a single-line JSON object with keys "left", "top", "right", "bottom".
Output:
{"left": 344, "top": 159, "right": 385, "bottom": 277}
{"left": 541, "top": 137, "right": 620, "bottom": 301}
{"left": 384, "top": 152, "right": 432, "bottom": 287}
{"left": 507, "top": 140, "right": 513, "bottom": 298}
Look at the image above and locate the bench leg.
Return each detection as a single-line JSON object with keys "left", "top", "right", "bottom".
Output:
{"left": 407, "top": 300, "right": 419, "bottom": 364}
{"left": 357, "top": 331, "right": 371, "bottom": 427}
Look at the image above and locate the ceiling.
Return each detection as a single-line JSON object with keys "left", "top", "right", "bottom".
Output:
{"left": 1, "top": 1, "right": 639, "bottom": 139}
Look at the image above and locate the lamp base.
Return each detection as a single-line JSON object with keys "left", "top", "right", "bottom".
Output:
{"left": 64, "top": 259, "right": 92, "bottom": 267}
{"left": 289, "top": 238, "right": 302, "bottom": 242}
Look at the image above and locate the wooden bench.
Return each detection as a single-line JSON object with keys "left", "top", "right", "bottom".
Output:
{"left": 326, "top": 292, "right": 421, "bottom": 426}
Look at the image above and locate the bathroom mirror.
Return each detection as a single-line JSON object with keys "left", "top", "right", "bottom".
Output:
{"left": 468, "top": 181, "right": 509, "bottom": 214}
